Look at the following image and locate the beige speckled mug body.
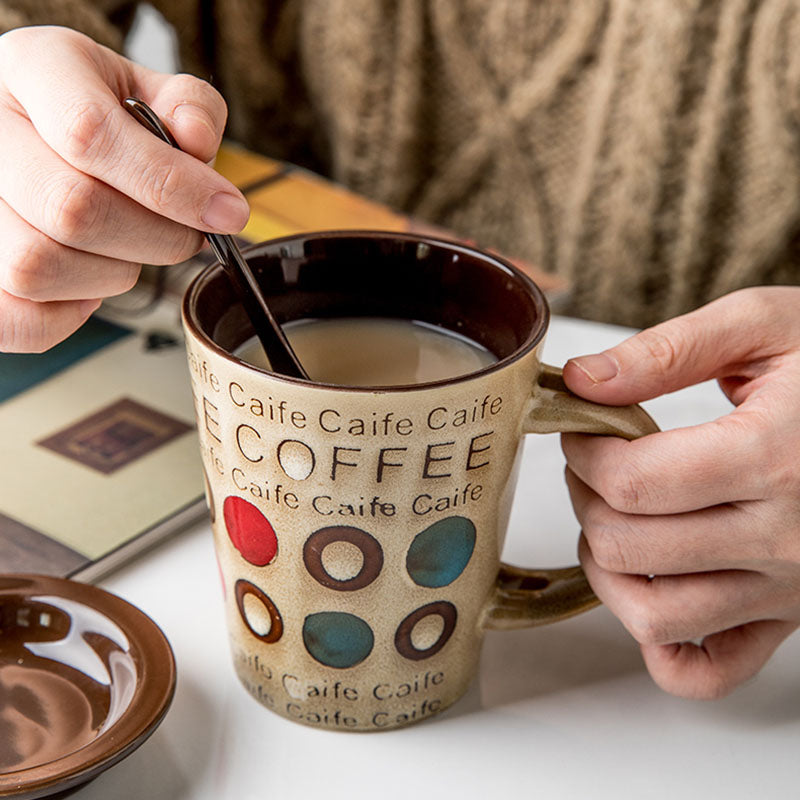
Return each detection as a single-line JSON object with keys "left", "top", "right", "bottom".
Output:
{"left": 182, "top": 232, "right": 657, "bottom": 731}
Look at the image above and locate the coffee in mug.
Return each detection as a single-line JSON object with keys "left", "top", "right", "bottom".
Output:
{"left": 182, "top": 231, "right": 658, "bottom": 732}
{"left": 236, "top": 316, "right": 497, "bottom": 386}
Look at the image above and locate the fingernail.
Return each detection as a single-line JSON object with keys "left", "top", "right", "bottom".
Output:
{"left": 569, "top": 353, "right": 619, "bottom": 383}
{"left": 202, "top": 192, "right": 250, "bottom": 232}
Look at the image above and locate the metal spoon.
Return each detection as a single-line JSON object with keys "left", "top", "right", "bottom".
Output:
{"left": 123, "top": 96, "right": 309, "bottom": 380}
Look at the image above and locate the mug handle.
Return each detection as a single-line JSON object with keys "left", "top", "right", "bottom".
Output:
{"left": 483, "top": 364, "right": 660, "bottom": 630}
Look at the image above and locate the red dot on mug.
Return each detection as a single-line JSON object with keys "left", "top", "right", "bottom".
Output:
{"left": 223, "top": 496, "right": 279, "bottom": 566}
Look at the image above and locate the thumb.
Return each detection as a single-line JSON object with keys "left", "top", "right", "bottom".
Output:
{"left": 561, "top": 290, "right": 770, "bottom": 405}
{"left": 136, "top": 71, "right": 228, "bottom": 165}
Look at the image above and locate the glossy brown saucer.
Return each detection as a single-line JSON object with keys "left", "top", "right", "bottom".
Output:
{"left": 0, "top": 575, "right": 176, "bottom": 799}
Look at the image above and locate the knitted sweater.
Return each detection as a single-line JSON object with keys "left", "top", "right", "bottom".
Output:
{"left": 2, "top": 0, "right": 799, "bottom": 328}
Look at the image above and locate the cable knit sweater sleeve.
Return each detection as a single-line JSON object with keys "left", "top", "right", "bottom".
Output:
{"left": 0, "top": 0, "right": 133, "bottom": 50}
{"left": 0, "top": 0, "right": 798, "bottom": 328}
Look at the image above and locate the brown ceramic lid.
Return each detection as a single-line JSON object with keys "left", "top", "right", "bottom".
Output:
{"left": 0, "top": 575, "right": 176, "bottom": 799}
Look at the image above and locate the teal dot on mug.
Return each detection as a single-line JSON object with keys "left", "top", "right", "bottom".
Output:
{"left": 302, "top": 612, "right": 374, "bottom": 669}
{"left": 406, "top": 516, "right": 476, "bottom": 588}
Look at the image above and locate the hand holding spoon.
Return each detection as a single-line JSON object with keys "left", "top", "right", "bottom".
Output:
{"left": 123, "top": 96, "right": 309, "bottom": 380}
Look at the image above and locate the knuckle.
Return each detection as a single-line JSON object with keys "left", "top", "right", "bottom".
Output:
{"left": 747, "top": 408, "right": 796, "bottom": 497}
{"left": 767, "top": 460, "right": 793, "bottom": 501}
{"left": 2, "top": 237, "right": 53, "bottom": 300}
{"left": 624, "top": 605, "right": 672, "bottom": 647}
{"left": 137, "top": 160, "right": 183, "bottom": 212}
{"left": 726, "top": 286, "right": 787, "bottom": 328}
{"left": 45, "top": 174, "right": 103, "bottom": 245}
{"left": 587, "top": 519, "right": 638, "bottom": 574}
{"left": 61, "top": 100, "right": 116, "bottom": 166}
{"left": 598, "top": 462, "right": 653, "bottom": 514}
{"left": 632, "top": 327, "right": 684, "bottom": 377}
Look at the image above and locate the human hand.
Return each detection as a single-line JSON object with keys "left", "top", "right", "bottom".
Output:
{"left": 0, "top": 25, "right": 249, "bottom": 352}
{"left": 561, "top": 286, "right": 800, "bottom": 699}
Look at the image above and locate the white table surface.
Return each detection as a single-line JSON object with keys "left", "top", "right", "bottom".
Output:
{"left": 76, "top": 315, "right": 799, "bottom": 799}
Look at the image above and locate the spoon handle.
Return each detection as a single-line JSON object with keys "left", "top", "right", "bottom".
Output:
{"left": 123, "top": 96, "right": 309, "bottom": 380}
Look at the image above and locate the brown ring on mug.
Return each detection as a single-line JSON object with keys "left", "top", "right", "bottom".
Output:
{"left": 395, "top": 601, "right": 458, "bottom": 661}
{"left": 303, "top": 526, "right": 384, "bottom": 591}
{"left": 235, "top": 579, "right": 284, "bottom": 643}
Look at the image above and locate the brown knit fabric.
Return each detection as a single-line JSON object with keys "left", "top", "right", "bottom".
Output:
{"left": 1, "top": 0, "right": 799, "bottom": 328}
{"left": 0, "top": 0, "right": 128, "bottom": 48}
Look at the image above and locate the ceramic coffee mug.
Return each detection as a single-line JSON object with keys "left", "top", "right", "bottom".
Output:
{"left": 181, "top": 231, "right": 658, "bottom": 731}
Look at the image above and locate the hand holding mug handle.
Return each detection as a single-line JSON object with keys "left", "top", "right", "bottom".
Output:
{"left": 483, "top": 364, "right": 659, "bottom": 629}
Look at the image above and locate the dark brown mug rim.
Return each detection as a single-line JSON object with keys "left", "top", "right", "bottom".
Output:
{"left": 182, "top": 230, "right": 550, "bottom": 392}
